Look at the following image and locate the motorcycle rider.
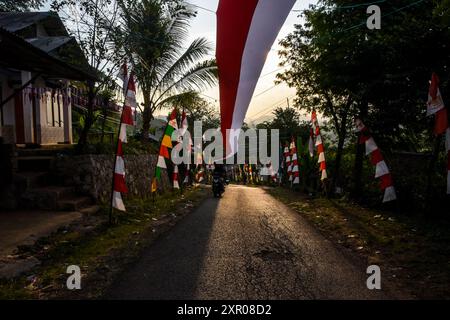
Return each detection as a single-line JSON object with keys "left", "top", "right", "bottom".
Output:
{"left": 213, "top": 164, "right": 226, "bottom": 194}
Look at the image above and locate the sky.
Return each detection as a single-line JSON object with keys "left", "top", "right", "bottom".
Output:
{"left": 183, "top": 0, "right": 318, "bottom": 124}
{"left": 43, "top": 0, "right": 318, "bottom": 123}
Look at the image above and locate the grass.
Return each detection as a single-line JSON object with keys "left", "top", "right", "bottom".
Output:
{"left": 267, "top": 187, "right": 450, "bottom": 299}
{"left": 0, "top": 186, "right": 209, "bottom": 299}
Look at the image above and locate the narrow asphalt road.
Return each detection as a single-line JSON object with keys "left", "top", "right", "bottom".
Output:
{"left": 107, "top": 185, "right": 393, "bottom": 299}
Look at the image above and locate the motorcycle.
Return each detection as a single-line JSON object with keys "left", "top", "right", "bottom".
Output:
{"left": 212, "top": 176, "right": 224, "bottom": 198}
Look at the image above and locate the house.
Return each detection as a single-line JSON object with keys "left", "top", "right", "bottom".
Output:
{"left": 0, "top": 12, "right": 96, "bottom": 146}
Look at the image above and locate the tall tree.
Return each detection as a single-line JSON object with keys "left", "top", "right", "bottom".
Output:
{"left": 115, "top": 0, "right": 217, "bottom": 140}
{"left": 0, "top": 0, "right": 44, "bottom": 11}
{"left": 51, "top": 0, "right": 123, "bottom": 150}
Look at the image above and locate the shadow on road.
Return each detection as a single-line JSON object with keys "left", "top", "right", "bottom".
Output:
{"left": 106, "top": 196, "right": 220, "bottom": 299}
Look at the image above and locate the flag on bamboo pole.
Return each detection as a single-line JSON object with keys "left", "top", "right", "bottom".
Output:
{"left": 290, "top": 137, "right": 299, "bottom": 185}
{"left": 112, "top": 72, "right": 136, "bottom": 211}
{"left": 173, "top": 165, "right": 180, "bottom": 189}
{"left": 311, "top": 111, "right": 328, "bottom": 180}
{"left": 285, "top": 142, "right": 292, "bottom": 182}
{"left": 355, "top": 119, "right": 397, "bottom": 203}
{"left": 308, "top": 128, "right": 315, "bottom": 157}
{"left": 426, "top": 73, "right": 449, "bottom": 194}
{"left": 152, "top": 108, "right": 178, "bottom": 193}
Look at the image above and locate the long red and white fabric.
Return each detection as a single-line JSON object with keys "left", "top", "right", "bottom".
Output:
{"left": 311, "top": 111, "right": 328, "bottom": 181}
{"left": 426, "top": 73, "right": 450, "bottom": 194}
{"left": 112, "top": 72, "right": 136, "bottom": 211}
{"left": 290, "top": 137, "right": 299, "bottom": 185}
{"left": 308, "top": 128, "right": 315, "bottom": 158}
{"left": 355, "top": 119, "right": 397, "bottom": 203}
{"left": 173, "top": 165, "right": 180, "bottom": 190}
{"left": 216, "top": 0, "right": 296, "bottom": 157}
{"left": 183, "top": 164, "right": 191, "bottom": 185}
{"left": 285, "top": 142, "right": 292, "bottom": 182}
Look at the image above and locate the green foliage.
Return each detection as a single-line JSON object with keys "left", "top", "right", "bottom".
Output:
{"left": 0, "top": 0, "right": 44, "bottom": 11}
{"left": 114, "top": 0, "right": 218, "bottom": 136}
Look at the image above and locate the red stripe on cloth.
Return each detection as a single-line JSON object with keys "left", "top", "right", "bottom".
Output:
{"left": 116, "top": 139, "right": 124, "bottom": 157}
{"left": 370, "top": 148, "right": 384, "bottom": 165}
{"left": 379, "top": 173, "right": 393, "bottom": 190}
{"left": 121, "top": 106, "right": 134, "bottom": 125}
{"left": 429, "top": 72, "right": 439, "bottom": 99}
{"left": 317, "top": 144, "right": 324, "bottom": 154}
{"left": 216, "top": 0, "right": 259, "bottom": 139}
{"left": 113, "top": 173, "right": 128, "bottom": 193}
{"left": 160, "top": 145, "right": 170, "bottom": 159}
{"left": 320, "top": 161, "right": 327, "bottom": 171}
{"left": 434, "top": 108, "right": 448, "bottom": 136}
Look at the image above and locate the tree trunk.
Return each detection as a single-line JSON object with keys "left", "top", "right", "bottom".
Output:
{"left": 351, "top": 98, "right": 368, "bottom": 201}
{"left": 77, "top": 82, "right": 96, "bottom": 152}
{"left": 141, "top": 94, "right": 153, "bottom": 141}
{"left": 331, "top": 115, "right": 348, "bottom": 194}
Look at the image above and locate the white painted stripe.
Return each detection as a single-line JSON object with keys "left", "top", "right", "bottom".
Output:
{"left": 375, "top": 160, "right": 390, "bottom": 178}
{"left": 383, "top": 186, "right": 397, "bottom": 203}
{"left": 293, "top": 177, "right": 299, "bottom": 184}
{"left": 318, "top": 152, "right": 325, "bottom": 163}
{"left": 112, "top": 191, "right": 126, "bottom": 211}
{"left": 315, "top": 135, "right": 322, "bottom": 146}
{"left": 157, "top": 155, "right": 167, "bottom": 169}
{"left": 230, "top": 0, "right": 296, "bottom": 135}
{"left": 292, "top": 165, "right": 298, "bottom": 172}
{"left": 291, "top": 153, "right": 297, "bottom": 161}
{"left": 119, "top": 124, "right": 128, "bottom": 143}
{"left": 321, "top": 170, "right": 328, "bottom": 181}
{"left": 365, "top": 137, "right": 378, "bottom": 155}
{"left": 115, "top": 156, "right": 125, "bottom": 175}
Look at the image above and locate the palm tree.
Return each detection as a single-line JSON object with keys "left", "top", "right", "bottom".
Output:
{"left": 115, "top": 0, "right": 217, "bottom": 139}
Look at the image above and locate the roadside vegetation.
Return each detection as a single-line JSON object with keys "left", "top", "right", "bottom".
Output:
{"left": 0, "top": 186, "right": 209, "bottom": 299}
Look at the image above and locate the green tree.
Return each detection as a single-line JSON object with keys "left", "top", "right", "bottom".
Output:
{"left": 0, "top": 0, "right": 44, "bottom": 11}
{"left": 115, "top": 0, "right": 217, "bottom": 140}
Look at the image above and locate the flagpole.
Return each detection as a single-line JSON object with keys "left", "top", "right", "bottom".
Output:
{"left": 151, "top": 115, "right": 171, "bottom": 198}
{"left": 109, "top": 75, "right": 131, "bottom": 225}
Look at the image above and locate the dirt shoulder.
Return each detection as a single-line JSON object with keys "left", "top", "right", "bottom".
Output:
{"left": 266, "top": 186, "right": 450, "bottom": 299}
{"left": 0, "top": 185, "right": 210, "bottom": 299}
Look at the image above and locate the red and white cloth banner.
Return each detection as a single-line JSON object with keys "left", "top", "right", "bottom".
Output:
{"left": 308, "top": 128, "right": 315, "bottom": 158}
{"left": 112, "top": 72, "right": 136, "bottom": 211}
{"left": 311, "top": 111, "right": 328, "bottom": 181}
{"left": 426, "top": 73, "right": 449, "bottom": 193}
{"left": 268, "top": 162, "right": 277, "bottom": 183}
{"left": 355, "top": 118, "right": 397, "bottom": 203}
{"left": 184, "top": 164, "right": 191, "bottom": 185}
{"left": 173, "top": 165, "right": 180, "bottom": 189}
{"left": 285, "top": 142, "right": 292, "bottom": 181}
{"left": 427, "top": 73, "right": 448, "bottom": 135}
{"left": 290, "top": 137, "right": 299, "bottom": 185}
{"left": 216, "top": 0, "right": 296, "bottom": 157}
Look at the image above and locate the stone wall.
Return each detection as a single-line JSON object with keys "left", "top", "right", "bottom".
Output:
{"left": 55, "top": 154, "right": 170, "bottom": 203}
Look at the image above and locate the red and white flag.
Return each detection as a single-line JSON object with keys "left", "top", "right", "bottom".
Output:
{"left": 173, "top": 165, "right": 180, "bottom": 189}
{"left": 427, "top": 73, "right": 448, "bottom": 135}
{"left": 216, "top": 0, "right": 296, "bottom": 157}
{"left": 112, "top": 73, "right": 136, "bottom": 211}
{"left": 311, "top": 111, "right": 327, "bottom": 181}
{"left": 290, "top": 137, "right": 299, "bottom": 185}
{"left": 355, "top": 119, "right": 396, "bottom": 203}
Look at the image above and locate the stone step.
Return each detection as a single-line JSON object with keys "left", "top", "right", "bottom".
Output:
{"left": 16, "top": 156, "right": 55, "bottom": 172}
{"left": 21, "top": 186, "right": 74, "bottom": 210}
{"left": 13, "top": 171, "right": 49, "bottom": 190}
{"left": 57, "top": 196, "right": 93, "bottom": 212}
